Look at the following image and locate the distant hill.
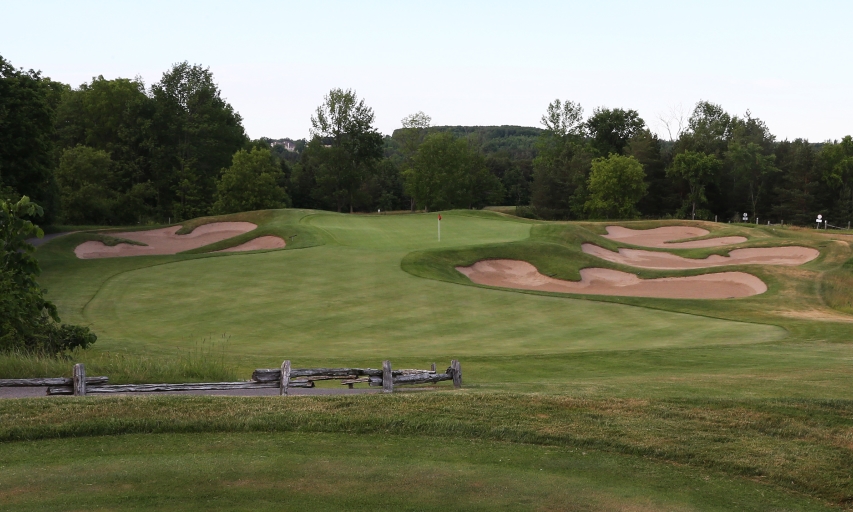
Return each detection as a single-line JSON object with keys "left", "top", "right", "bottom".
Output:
{"left": 392, "top": 125, "right": 543, "bottom": 159}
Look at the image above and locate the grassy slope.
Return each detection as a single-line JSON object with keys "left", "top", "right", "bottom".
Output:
{"left": 9, "top": 209, "right": 853, "bottom": 509}
{"left": 0, "top": 431, "right": 832, "bottom": 511}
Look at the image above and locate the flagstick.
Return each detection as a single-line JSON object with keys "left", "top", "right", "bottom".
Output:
{"left": 438, "top": 218, "right": 441, "bottom": 241}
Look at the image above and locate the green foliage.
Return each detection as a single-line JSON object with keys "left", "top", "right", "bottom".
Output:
{"left": 667, "top": 150, "right": 721, "bottom": 220}
{"left": 405, "top": 132, "right": 504, "bottom": 211}
{"left": 727, "top": 140, "right": 779, "bottom": 218}
{"left": 212, "top": 147, "right": 290, "bottom": 214}
{"left": 584, "top": 154, "right": 647, "bottom": 219}
{"left": 309, "top": 88, "right": 384, "bottom": 212}
{"left": 0, "top": 55, "right": 63, "bottom": 220}
{"left": 150, "top": 62, "right": 248, "bottom": 220}
{"left": 0, "top": 197, "right": 95, "bottom": 354}
{"left": 585, "top": 107, "right": 645, "bottom": 156}
{"left": 530, "top": 99, "right": 591, "bottom": 219}
{"left": 55, "top": 145, "right": 115, "bottom": 224}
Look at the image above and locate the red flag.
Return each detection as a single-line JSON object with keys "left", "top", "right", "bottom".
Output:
{"left": 438, "top": 214, "right": 442, "bottom": 221}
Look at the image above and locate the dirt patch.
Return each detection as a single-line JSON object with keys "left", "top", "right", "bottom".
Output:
{"left": 216, "top": 236, "right": 286, "bottom": 253}
{"left": 457, "top": 259, "right": 766, "bottom": 299}
{"left": 582, "top": 244, "right": 819, "bottom": 269}
{"left": 74, "top": 222, "right": 257, "bottom": 259}
{"left": 603, "top": 226, "right": 747, "bottom": 248}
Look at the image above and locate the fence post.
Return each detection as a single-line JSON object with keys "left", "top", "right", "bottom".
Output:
{"left": 382, "top": 360, "right": 393, "bottom": 393}
{"left": 451, "top": 360, "right": 462, "bottom": 388}
{"left": 430, "top": 362, "right": 436, "bottom": 372}
{"left": 279, "top": 360, "right": 291, "bottom": 396}
{"left": 73, "top": 363, "right": 86, "bottom": 396}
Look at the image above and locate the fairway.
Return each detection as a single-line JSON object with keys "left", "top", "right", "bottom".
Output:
{"left": 52, "top": 211, "right": 784, "bottom": 367}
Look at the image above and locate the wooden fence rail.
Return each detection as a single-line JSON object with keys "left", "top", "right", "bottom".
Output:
{"left": 4, "top": 359, "right": 462, "bottom": 397}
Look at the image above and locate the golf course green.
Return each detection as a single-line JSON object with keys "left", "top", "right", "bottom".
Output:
{"left": 3, "top": 208, "right": 853, "bottom": 510}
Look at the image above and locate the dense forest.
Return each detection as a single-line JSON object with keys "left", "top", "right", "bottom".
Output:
{"left": 2, "top": 54, "right": 852, "bottom": 226}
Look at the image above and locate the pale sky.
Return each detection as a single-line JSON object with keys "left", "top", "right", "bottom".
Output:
{"left": 2, "top": 0, "right": 850, "bottom": 142}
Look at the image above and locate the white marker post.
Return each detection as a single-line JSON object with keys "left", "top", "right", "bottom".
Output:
{"left": 816, "top": 214, "right": 823, "bottom": 229}
{"left": 438, "top": 213, "right": 441, "bottom": 241}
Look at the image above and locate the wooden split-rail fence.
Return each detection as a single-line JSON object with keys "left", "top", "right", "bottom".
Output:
{"left": 0, "top": 360, "right": 462, "bottom": 397}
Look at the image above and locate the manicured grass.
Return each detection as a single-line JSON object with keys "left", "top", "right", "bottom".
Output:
{"left": 0, "top": 431, "right": 832, "bottom": 511}
{"left": 11, "top": 208, "right": 853, "bottom": 508}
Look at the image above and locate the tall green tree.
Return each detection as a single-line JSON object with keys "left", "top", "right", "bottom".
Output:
{"left": 585, "top": 107, "right": 645, "bottom": 156}
{"left": 820, "top": 136, "right": 853, "bottom": 225}
{"left": 531, "top": 99, "right": 590, "bottom": 219}
{"left": 310, "top": 88, "right": 383, "bottom": 212}
{"left": 405, "top": 132, "right": 502, "bottom": 211}
{"left": 584, "top": 154, "right": 647, "bottom": 219}
{"left": 212, "top": 147, "right": 290, "bottom": 214}
{"left": 774, "top": 139, "right": 822, "bottom": 225}
{"left": 149, "top": 62, "right": 247, "bottom": 220}
{"left": 727, "top": 141, "right": 778, "bottom": 220}
{"left": 55, "top": 146, "right": 117, "bottom": 224}
{"left": 667, "top": 150, "right": 720, "bottom": 220}
{"left": 0, "top": 55, "right": 65, "bottom": 218}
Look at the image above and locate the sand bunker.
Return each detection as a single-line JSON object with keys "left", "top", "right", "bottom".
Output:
{"left": 75, "top": 222, "right": 257, "bottom": 259}
{"left": 603, "top": 226, "right": 747, "bottom": 248}
{"left": 457, "top": 259, "right": 766, "bottom": 299}
{"left": 582, "top": 244, "right": 819, "bottom": 269}
{"left": 216, "top": 236, "right": 285, "bottom": 253}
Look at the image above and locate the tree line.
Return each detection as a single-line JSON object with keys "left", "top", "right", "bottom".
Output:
{"left": 2, "top": 54, "right": 852, "bottom": 228}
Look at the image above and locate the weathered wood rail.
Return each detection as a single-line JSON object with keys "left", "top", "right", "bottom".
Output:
{"left": 3, "top": 359, "right": 462, "bottom": 397}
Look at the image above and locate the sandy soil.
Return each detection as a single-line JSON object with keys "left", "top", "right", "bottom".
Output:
{"left": 457, "top": 259, "right": 766, "bottom": 299}
{"left": 215, "top": 235, "right": 286, "bottom": 253}
{"left": 603, "top": 226, "right": 747, "bottom": 248}
{"left": 74, "top": 222, "right": 257, "bottom": 259}
{"left": 582, "top": 244, "right": 819, "bottom": 269}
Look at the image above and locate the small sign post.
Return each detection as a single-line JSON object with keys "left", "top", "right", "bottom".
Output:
{"left": 816, "top": 214, "right": 823, "bottom": 229}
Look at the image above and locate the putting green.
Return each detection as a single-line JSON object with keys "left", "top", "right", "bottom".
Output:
{"left": 304, "top": 210, "right": 532, "bottom": 250}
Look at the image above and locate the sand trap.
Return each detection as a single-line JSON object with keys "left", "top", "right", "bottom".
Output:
{"left": 75, "top": 222, "right": 257, "bottom": 259}
{"left": 456, "top": 259, "right": 766, "bottom": 299}
{"left": 582, "top": 244, "right": 819, "bottom": 269}
{"left": 216, "top": 236, "right": 286, "bottom": 253}
{"left": 603, "top": 226, "right": 747, "bottom": 248}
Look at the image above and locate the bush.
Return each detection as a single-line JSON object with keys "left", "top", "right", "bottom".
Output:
{"left": 0, "top": 196, "right": 97, "bottom": 355}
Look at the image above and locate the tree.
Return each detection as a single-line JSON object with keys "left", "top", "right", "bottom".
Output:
{"left": 405, "top": 132, "right": 502, "bottom": 211}
{"left": 55, "top": 145, "right": 117, "bottom": 224}
{"left": 584, "top": 155, "right": 647, "bottom": 219}
{"left": 667, "top": 150, "right": 720, "bottom": 220}
{"left": 310, "top": 88, "right": 383, "bottom": 212}
{"left": 820, "top": 136, "right": 853, "bottom": 225}
{"left": 149, "top": 62, "right": 247, "bottom": 220}
{"left": 0, "top": 197, "right": 96, "bottom": 354}
{"left": 585, "top": 107, "right": 645, "bottom": 156}
{"left": 531, "top": 99, "right": 590, "bottom": 219}
{"left": 727, "top": 141, "right": 778, "bottom": 220}
{"left": 774, "top": 139, "right": 822, "bottom": 225}
{"left": 212, "top": 147, "right": 290, "bottom": 214}
{"left": 0, "top": 55, "right": 64, "bottom": 219}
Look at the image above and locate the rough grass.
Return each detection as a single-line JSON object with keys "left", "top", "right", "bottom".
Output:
{"left": 0, "top": 338, "right": 237, "bottom": 383}
{"left": 0, "top": 431, "right": 833, "bottom": 511}
{"left": 0, "top": 394, "right": 851, "bottom": 507}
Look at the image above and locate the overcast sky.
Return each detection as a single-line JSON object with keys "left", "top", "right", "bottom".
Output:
{"left": 3, "top": 0, "right": 850, "bottom": 141}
